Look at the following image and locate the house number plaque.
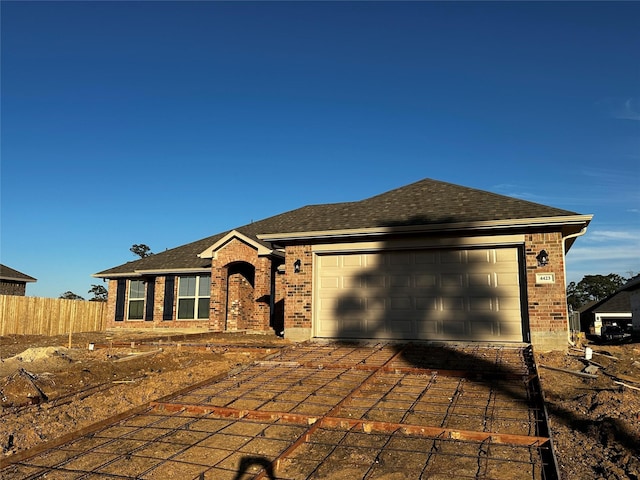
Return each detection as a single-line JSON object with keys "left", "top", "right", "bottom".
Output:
{"left": 535, "top": 273, "right": 556, "bottom": 284}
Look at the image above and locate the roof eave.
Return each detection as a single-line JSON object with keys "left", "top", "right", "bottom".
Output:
{"left": 93, "top": 266, "right": 213, "bottom": 279}
{"left": 0, "top": 276, "right": 37, "bottom": 283}
{"left": 257, "top": 215, "right": 594, "bottom": 243}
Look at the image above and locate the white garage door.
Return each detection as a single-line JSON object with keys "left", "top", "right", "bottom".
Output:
{"left": 315, "top": 247, "right": 523, "bottom": 342}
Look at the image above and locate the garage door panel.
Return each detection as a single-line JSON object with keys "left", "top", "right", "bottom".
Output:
{"left": 415, "top": 274, "right": 437, "bottom": 287}
{"left": 469, "top": 273, "right": 492, "bottom": 287}
{"left": 358, "top": 274, "right": 380, "bottom": 288}
{"left": 390, "top": 275, "right": 411, "bottom": 287}
{"left": 442, "top": 274, "right": 464, "bottom": 287}
{"left": 496, "top": 248, "right": 518, "bottom": 263}
{"left": 441, "top": 251, "right": 464, "bottom": 263}
{"left": 468, "top": 296, "right": 494, "bottom": 311}
{"left": 319, "top": 276, "right": 340, "bottom": 289}
{"left": 415, "top": 251, "right": 437, "bottom": 264}
{"left": 365, "top": 297, "right": 386, "bottom": 311}
{"left": 496, "top": 272, "right": 519, "bottom": 287}
{"left": 343, "top": 255, "right": 364, "bottom": 267}
{"left": 415, "top": 296, "right": 438, "bottom": 310}
{"left": 468, "top": 249, "right": 491, "bottom": 263}
{"left": 497, "top": 296, "right": 521, "bottom": 311}
{"left": 318, "top": 256, "right": 340, "bottom": 268}
{"left": 389, "top": 296, "right": 413, "bottom": 310}
{"left": 315, "top": 247, "right": 523, "bottom": 342}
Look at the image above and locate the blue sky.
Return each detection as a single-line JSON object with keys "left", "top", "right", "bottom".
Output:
{"left": 1, "top": 1, "right": 638, "bottom": 299}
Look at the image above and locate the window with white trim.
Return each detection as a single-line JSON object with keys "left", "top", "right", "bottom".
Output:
{"left": 177, "top": 275, "right": 210, "bottom": 320}
{"left": 128, "top": 279, "right": 145, "bottom": 320}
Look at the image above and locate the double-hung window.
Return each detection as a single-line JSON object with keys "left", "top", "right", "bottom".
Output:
{"left": 128, "top": 279, "right": 145, "bottom": 320}
{"left": 177, "top": 275, "right": 210, "bottom": 320}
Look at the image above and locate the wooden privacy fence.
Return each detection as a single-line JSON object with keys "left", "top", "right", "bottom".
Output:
{"left": 0, "top": 295, "right": 107, "bottom": 336}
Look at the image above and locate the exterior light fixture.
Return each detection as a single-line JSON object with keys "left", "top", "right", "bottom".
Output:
{"left": 536, "top": 250, "right": 549, "bottom": 267}
{"left": 294, "top": 259, "right": 301, "bottom": 274}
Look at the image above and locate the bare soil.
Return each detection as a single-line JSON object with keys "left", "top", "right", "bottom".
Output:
{"left": 536, "top": 340, "right": 640, "bottom": 480}
{"left": 0, "top": 331, "right": 639, "bottom": 480}
{"left": 0, "top": 330, "right": 289, "bottom": 460}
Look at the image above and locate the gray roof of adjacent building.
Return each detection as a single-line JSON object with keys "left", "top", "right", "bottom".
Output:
{"left": 94, "top": 178, "right": 592, "bottom": 278}
{"left": 0, "top": 264, "right": 37, "bottom": 283}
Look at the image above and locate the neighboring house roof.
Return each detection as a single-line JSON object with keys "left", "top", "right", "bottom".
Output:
{"left": 95, "top": 178, "right": 592, "bottom": 278}
{"left": 0, "top": 264, "right": 37, "bottom": 283}
{"left": 580, "top": 276, "right": 640, "bottom": 316}
{"left": 620, "top": 274, "right": 640, "bottom": 292}
{"left": 590, "top": 291, "right": 631, "bottom": 314}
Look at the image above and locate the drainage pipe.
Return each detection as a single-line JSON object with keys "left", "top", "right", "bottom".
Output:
{"left": 562, "top": 227, "right": 589, "bottom": 345}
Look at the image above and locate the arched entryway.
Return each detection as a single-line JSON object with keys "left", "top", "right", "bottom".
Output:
{"left": 225, "top": 261, "right": 255, "bottom": 331}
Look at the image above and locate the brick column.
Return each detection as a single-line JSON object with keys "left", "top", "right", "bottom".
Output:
{"left": 525, "top": 232, "right": 568, "bottom": 351}
{"left": 284, "top": 245, "right": 313, "bottom": 341}
{"left": 209, "top": 264, "right": 227, "bottom": 332}
{"left": 253, "top": 256, "right": 273, "bottom": 331}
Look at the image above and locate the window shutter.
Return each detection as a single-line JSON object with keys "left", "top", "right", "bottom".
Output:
{"left": 145, "top": 278, "right": 155, "bottom": 321}
{"left": 115, "top": 279, "right": 126, "bottom": 321}
{"left": 163, "top": 276, "right": 175, "bottom": 321}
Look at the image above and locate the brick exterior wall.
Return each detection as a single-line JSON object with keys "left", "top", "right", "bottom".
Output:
{"left": 105, "top": 238, "right": 280, "bottom": 333}
{"left": 106, "top": 279, "right": 117, "bottom": 324}
{"left": 280, "top": 232, "right": 571, "bottom": 350}
{"left": 209, "top": 238, "right": 273, "bottom": 333}
{"left": 283, "top": 245, "right": 313, "bottom": 331}
{"left": 104, "top": 229, "right": 572, "bottom": 351}
{"left": 0, "top": 281, "right": 27, "bottom": 296}
{"left": 227, "top": 273, "right": 253, "bottom": 330}
{"left": 524, "top": 231, "right": 568, "bottom": 351}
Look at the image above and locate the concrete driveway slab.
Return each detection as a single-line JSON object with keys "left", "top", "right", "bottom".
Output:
{"left": 1, "top": 342, "right": 558, "bottom": 479}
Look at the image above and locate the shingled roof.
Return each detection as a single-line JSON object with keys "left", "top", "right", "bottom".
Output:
{"left": 0, "top": 264, "right": 37, "bottom": 283}
{"left": 95, "top": 178, "right": 587, "bottom": 277}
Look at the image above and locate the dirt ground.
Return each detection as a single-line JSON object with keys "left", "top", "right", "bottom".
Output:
{"left": 535, "top": 339, "right": 640, "bottom": 480}
{"left": 1, "top": 331, "right": 639, "bottom": 480}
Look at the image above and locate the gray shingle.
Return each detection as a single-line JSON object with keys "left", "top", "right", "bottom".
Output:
{"left": 95, "top": 178, "right": 581, "bottom": 277}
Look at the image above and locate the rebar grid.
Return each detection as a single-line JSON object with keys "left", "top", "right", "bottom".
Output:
{"left": 274, "top": 342, "right": 398, "bottom": 368}
{"left": 168, "top": 365, "right": 374, "bottom": 417}
{"left": 273, "top": 426, "right": 547, "bottom": 480}
{"left": 1, "top": 344, "right": 555, "bottom": 480}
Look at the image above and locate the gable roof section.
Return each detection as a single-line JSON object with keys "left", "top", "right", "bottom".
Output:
{"left": 0, "top": 264, "right": 37, "bottom": 283}
{"left": 95, "top": 178, "right": 592, "bottom": 278}
{"left": 257, "top": 178, "right": 589, "bottom": 241}
{"left": 198, "top": 230, "right": 281, "bottom": 259}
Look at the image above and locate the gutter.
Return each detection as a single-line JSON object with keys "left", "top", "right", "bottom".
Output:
{"left": 257, "top": 215, "right": 594, "bottom": 243}
{"left": 562, "top": 226, "right": 589, "bottom": 346}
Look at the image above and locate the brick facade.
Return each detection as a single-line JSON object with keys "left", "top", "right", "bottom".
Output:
{"left": 524, "top": 231, "right": 568, "bottom": 351}
{"left": 106, "top": 237, "right": 282, "bottom": 334}
{"left": 283, "top": 245, "right": 313, "bottom": 339}
{"left": 0, "top": 280, "right": 27, "bottom": 296}
{"left": 277, "top": 232, "right": 571, "bottom": 350}
{"left": 104, "top": 231, "right": 572, "bottom": 351}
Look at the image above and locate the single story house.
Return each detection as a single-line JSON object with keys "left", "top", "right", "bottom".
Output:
{"left": 94, "top": 178, "right": 592, "bottom": 351}
{"left": 580, "top": 275, "right": 640, "bottom": 335}
{"left": 579, "top": 293, "right": 632, "bottom": 336}
{"left": 0, "top": 264, "right": 37, "bottom": 296}
{"left": 624, "top": 275, "right": 640, "bottom": 333}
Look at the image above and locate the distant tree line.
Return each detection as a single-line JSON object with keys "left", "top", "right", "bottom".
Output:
{"left": 59, "top": 284, "right": 107, "bottom": 302}
{"left": 567, "top": 273, "right": 630, "bottom": 311}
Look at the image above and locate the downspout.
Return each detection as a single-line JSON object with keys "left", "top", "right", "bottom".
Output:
{"left": 562, "top": 227, "right": 589, "bottom": 346}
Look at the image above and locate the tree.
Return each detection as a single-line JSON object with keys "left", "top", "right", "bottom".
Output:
{"left": 88, "top": 284, "right": 108, "bottom": 302}
{"left": 130, "top": 244, "right": 153, "bottom": 258}
{"left": 60, "top": 291, "right": 84, "bottom": 300}
{"left": 567, "top": 273, "right": 627, "bottom": 311}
